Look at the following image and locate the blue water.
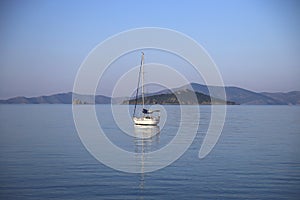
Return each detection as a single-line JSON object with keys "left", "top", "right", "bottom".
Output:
{"left": 0, "top": 105, "right": 300, "bottom": 199}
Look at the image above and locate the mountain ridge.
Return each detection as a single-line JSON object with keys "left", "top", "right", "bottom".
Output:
{"left": 0, "top": 92, "right": 111, "bottom": 104}
{"left": 177, "top": 83, "right": 299, "bottom": 105}
{"left": 0, "top": 83, "right": 299, "bottom": 105}
{"left": 123, "top": 89, "right": 236, "bottom": 105}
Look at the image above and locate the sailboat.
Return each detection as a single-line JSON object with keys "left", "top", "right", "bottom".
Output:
{"left": 133, "top": 52, "right": 160, "bottom": 126}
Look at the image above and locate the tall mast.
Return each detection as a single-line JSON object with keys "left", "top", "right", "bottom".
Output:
{"left": 141, "top": 52, "right": 145, "bottom": 109}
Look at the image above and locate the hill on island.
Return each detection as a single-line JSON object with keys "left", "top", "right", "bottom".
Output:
{"left": 0, "top": 93, "right": 111, "bottom": 104}
{"left": 174, "top": 83, "right": 300, "bottom": 105}
{"left": 261, "top": 91, "right": 300, "bottom": 105}
{"left": 123, "top": 89, "right": 236, "bottom": 105}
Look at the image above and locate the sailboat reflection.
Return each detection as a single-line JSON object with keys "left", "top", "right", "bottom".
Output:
{"left": 133, "top": 125, "right": 160, "bottom": 193}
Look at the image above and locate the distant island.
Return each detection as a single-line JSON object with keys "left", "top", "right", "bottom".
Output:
{"left": 123, "top": 89, "right": 236, "bottom": 105}
{"left": 0, "top": 83, "right": 299, "bottom": 105}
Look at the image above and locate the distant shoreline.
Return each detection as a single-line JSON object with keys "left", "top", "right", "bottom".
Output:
{"left": 1, "top": 83, "right": 299, "bottom": 105}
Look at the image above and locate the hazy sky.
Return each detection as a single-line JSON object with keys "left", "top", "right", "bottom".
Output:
{"left": 0, "top": 0, "right": 299, "bottom": 99}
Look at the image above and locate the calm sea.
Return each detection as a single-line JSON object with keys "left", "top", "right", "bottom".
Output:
{"left": 0, "top": 105, "right": 299, "bottom": 199}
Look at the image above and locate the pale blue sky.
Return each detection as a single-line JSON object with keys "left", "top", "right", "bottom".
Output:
{"left": 0, "top": 0, "right": 299, "bottom": 98}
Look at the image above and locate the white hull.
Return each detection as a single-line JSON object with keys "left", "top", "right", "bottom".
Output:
{"left": 133, "top": 116, "right": 160, "bottom": 126}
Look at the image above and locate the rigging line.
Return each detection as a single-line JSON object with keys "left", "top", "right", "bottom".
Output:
{"left": 133, "top": 53, "right": 143, "bottom": 117}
